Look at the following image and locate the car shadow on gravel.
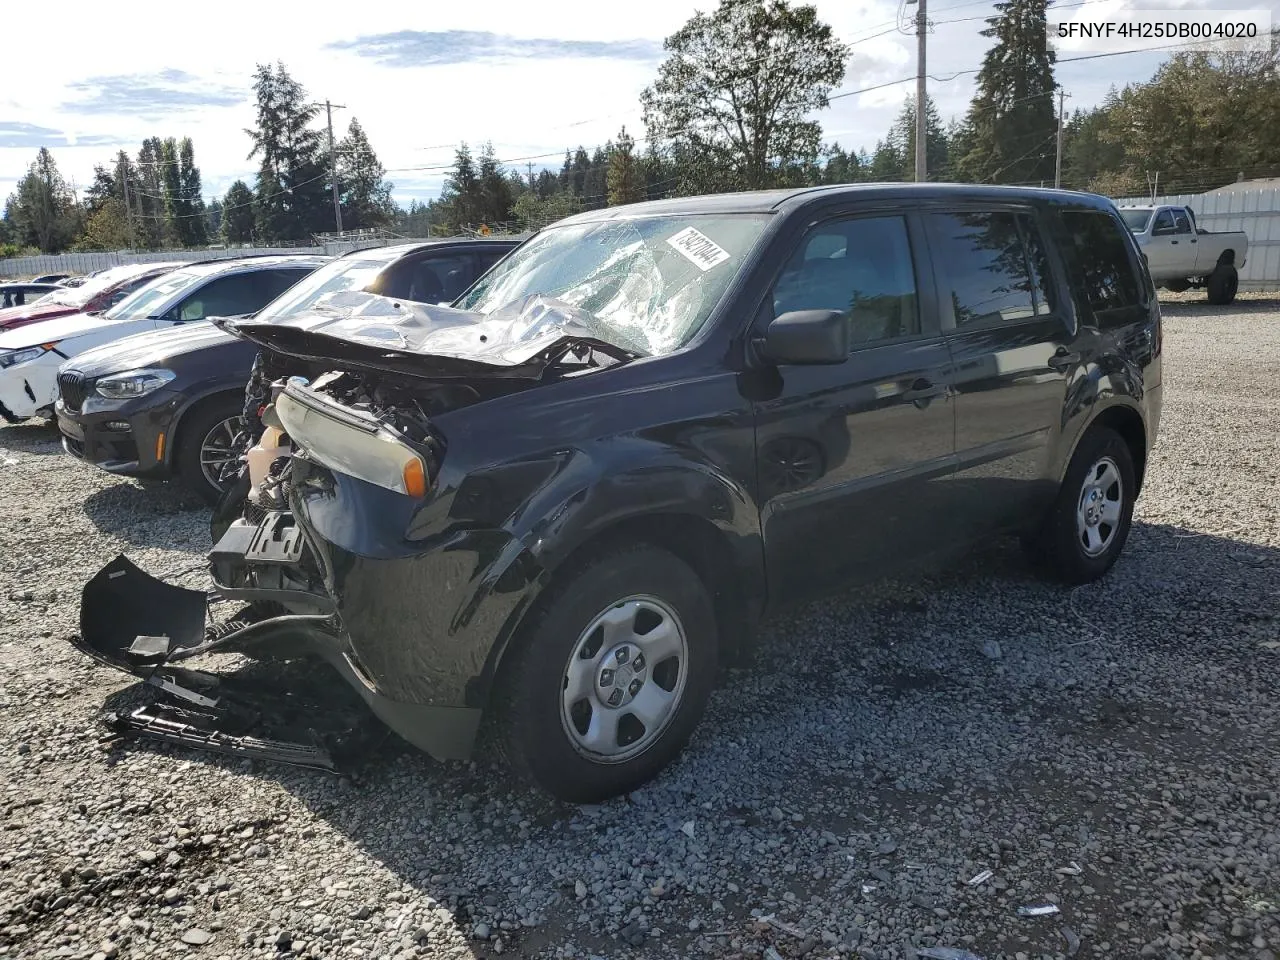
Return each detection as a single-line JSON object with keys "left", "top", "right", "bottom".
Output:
{"left": 76, "top": 519, "right": 1280, "bottom": 958}
{"left": 0, "top": 419, "right": 64, "bottom": 456}
{"left": 81, "top": 480, "right": 210, "bottom": 546}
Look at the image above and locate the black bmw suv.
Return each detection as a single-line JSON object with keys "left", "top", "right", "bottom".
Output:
{"left": 80, "top": 185, "right": 1161, "bottom": 803}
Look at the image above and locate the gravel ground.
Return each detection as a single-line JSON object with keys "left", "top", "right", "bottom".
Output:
{"left": 2, "top": 294, "right": 1278, "bottom": 960}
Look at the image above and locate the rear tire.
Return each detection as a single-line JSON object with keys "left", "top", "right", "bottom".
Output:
{"left": 175, "top": 395, "right": 246, "bottom": 506}
{"left": 1206, "top": 263, "right": 1238, "bottom": 305}
{"left": 1036, "top": 426, "right": 1137, "bottom": 584}
{"left": 496, "top": 543, "right": 717, "bottom": 803}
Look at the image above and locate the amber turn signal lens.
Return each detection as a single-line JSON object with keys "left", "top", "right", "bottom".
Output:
{"left": 402, "top": 457, "right": 427, "bottom": 498}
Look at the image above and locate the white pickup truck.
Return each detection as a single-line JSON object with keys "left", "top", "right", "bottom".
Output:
{"left": 1118, "top": 204, "right": 1248, "bottom": 305}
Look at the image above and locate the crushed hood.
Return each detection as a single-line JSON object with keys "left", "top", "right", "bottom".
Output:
{"left": 223, "top": 292, "right": 642, "bottom": 381}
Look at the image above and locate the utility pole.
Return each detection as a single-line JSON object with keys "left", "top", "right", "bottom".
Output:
{"left": 1054, "top": 87, "right": 1066, "bottom": 189}
{"left": 914, "top": 0, "right": 928, "bottom": 182}
{"left": 324, "top": 100, "right": 346, "bottom": 234}
{"left": 119, "top": 153, "right": 136, "bottom": 249}
{"left": 527, "top": 161, "right": 535, "bottom": 189}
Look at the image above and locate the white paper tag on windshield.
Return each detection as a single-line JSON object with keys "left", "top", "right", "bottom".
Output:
{"left": 666, "top": 227, "right": 731, "bottom": 272}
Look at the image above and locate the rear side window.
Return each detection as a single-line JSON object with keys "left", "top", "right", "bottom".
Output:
{"left": 926, "top": 211, "right": 1053, "bottom": 327}
{"left": 1056, "top": 210, "right": 1145, "bottom": 323}
{"left": 772, "top": 215, "right": 920, "bottom": 346}
{"left": 258, "top": 269, "right": 311, "bottom": 303}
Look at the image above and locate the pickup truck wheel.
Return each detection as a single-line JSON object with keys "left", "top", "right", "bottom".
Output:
{"left": 1038, "top": 426, "right": 1136, "bottom": 584}
{"left": 176, "top": 396, "right": 247, "bottom": 506}
{"left": 497, "top": 543, "right": 717, "bottom": 803}
{"left": 1206, "top": 264, "right": 1238, "bottom": 305}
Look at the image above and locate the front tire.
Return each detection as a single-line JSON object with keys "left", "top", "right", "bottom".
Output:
{"left": 497, "top": 543, "right": 718, "bottom": 803}
{"left": 1037, "top": 426, "right": 1137, "bottom": 584}
{"left": 1207, "top": 263, "right": 1238, "bottom": 305}
{"left": 175, "top": 396, "right": 246, "bottom": 506}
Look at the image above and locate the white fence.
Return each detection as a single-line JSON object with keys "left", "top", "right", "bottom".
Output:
{"left": 0, "top": 233, "right": 524, "bottom": 279}
{"left": 1115, "top": 185, "right": 1280, "bottom": 292}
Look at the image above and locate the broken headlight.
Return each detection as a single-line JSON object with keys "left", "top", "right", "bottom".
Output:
{"left": 95, "top": 368, "right": 176, "bottom": 399}
{"left": 276, "top": 380, "right": 430, "bottom": 498}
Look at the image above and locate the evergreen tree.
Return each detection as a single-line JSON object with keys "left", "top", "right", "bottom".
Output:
{"left": 477, "top": 142, "right": 514, "bottom": 224}
{"left": 607, "top": 126, "right": 645, "bottom": 206}
{"left": 441, "top": 143, "right": 481, "bottom": 229}
{"left": 246, "top": 62, "right": 329, "bottom": 242}
{"left": 570, "top": 147, "right": 591, "bottom": 197}
{"left": 336, "top": 117, "right": 395, "bottom": 230}
{"left": 135, "top": 138, "right": 166, "bottom": 249}
{"left": 8, "top": 148, "right": 77, "bottom": 252}
{"left": 221, "top": 180, "right": 256, "bottom": 244}
{"left": 889, "top": 95, "right": 950, "bottom": 181}
{"left": 178, "top": 138, "right": 207, "bottom": 246}
{"left": 207, "top": 198, "right": 223, "bottom": 238}
{"left": 868, "top": 139, "right": 905, "bottom": 181}
{"left": 160, "top": 138, "right": 183, "bottom": 245}
{"left": 952, "top": 0, "right": 1057, "bottom": 184}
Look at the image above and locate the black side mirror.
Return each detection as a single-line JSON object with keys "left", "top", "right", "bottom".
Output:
{"left": 758, "top": 310, "right": 848, "bottom": 365}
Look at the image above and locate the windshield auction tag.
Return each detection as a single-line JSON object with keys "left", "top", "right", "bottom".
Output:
{"left": 666, "top": 227, "right": 731, "bottom": 272}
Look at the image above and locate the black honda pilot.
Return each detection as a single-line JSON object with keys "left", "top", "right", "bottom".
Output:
{"left": 79, "top": 184, "right": 1162, "bottom": 803}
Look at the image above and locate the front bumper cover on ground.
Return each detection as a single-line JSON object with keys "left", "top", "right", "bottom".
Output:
{"left": 75, "top": 529, "right": 484, "bottom": 770}
{"left": 75, "top": 555, "right": 378, "bottom": 773}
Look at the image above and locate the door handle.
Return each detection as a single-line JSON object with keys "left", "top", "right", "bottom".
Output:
{"left": 1047, "top": 348, "right": 1081, "bottom": 371}
{"left": 901, "top": 377, "right": 946, "bottom": 406}
{"left": 1170, "top": 240, "right": 1179, "bottom": 244}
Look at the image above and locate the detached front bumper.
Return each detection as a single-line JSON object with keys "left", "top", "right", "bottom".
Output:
{"left": 55, "top": 389, "right": 184, "bottom": 479}
{"left": 75, "top": 509, "right": 484, "bottom": 767}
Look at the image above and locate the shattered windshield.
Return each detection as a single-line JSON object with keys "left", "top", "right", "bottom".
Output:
{"left": 454, "top": 214, "right": 770, "bottom": 357}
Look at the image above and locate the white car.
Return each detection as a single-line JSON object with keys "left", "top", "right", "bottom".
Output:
{"left": 0, "top": 255, "right": 327, "bottom": 423}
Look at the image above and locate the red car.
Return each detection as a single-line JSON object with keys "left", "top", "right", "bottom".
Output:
{"left": 0, "top": 262, "right": 186, "bottom": 333}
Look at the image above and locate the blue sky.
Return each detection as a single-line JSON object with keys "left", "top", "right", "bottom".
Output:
{"left": 0, "top": 0, "right": 1242, "bottom": 210}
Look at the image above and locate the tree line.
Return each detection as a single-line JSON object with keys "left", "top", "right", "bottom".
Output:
{"left": 4, "top": 0, "right": 1278, "bottom": 255}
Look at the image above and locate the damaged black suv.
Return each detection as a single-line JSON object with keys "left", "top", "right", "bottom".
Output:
{"left": 79, "top": 185, "right": 1162, "bottom": 802}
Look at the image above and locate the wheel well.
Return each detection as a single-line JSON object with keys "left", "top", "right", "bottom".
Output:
{"left": 1217, "top": 249, "right": 1236, "bottom": 267}
{"left": 547, "top": 513, "right": 756, "bottom": 665}
{"left": 1089, "top": 406, "right": 1147, "bottom": 492}
{"left": 170, "top": 390, "right": 243, "bottom": 468}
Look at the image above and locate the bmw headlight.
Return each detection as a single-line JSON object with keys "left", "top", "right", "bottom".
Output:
{"left": 94, "top": 368, "right": 177, "bottom": 400}
{"left": 0, "top": 343, "right": 58, "bottom": 369}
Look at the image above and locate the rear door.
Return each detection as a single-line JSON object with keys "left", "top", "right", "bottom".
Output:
{"left": 928, "top": 206, "right": 1085, "bottom": 539}
{"left": 752, "top": 210, "right": 958, "bottom": 604}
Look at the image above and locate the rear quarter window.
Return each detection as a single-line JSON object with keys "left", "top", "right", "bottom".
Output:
{"left": 1054, "top": 210, "right": 1148, "bottom": 327}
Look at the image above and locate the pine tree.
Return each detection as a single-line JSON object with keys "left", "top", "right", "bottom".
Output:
{"left": 441, "top": 143, "right": 481, "bottom": 229}
{"left": 336, "top": 117, "right": 395, "bottom": 230}
{"left": 889, "top": 95, "right": 950, "bottom": 181}
{"left": 221, "top": 180, "right": 256, "bottom": 244}
{"left": 9, "top": 148, "right": 77, "bottom": 252}
{"left": 159, "top": 139, "right": 183, "bottom": 245}
{"left": 952, "top": 0, "right": 1057, "bottom": 184}
{"left": 477, "top": 143, "right": 513, "bottom": 225}
{"left": 178, "top": 138, "right": 207, "bottom": 246}
{"left": 246, "top": 62, "right": 329, "bottom": 242}
{"left": 868, "top": 139, "right": 905, "bottom": 181}
{"left": 607, "top": 126, "right": 645, "bottom": 206}
{"left": 135, "top": 138, "right": 166, "bottom": 249}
